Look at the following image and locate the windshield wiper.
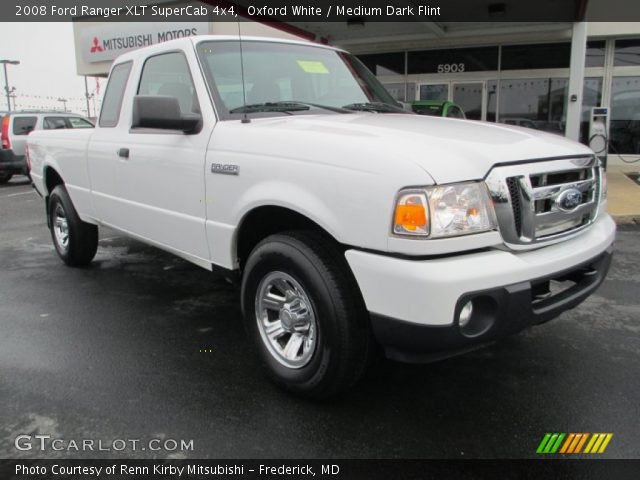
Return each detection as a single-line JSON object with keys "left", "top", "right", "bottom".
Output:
{"left": 230, "top": 102, "right": 307, "bottom": 114}
{"left": 230, "top": 101, "right": 348, "bottom": 114}
{"left": 290, "top": 101, "right": 350, "bottom": 113}
{"left": 341, "top": 102, "right": 407, "bottom": 113}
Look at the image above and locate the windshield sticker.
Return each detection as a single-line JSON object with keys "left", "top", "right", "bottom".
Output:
{"left": 296, "top": 60, "right": 329, "bottom": 74}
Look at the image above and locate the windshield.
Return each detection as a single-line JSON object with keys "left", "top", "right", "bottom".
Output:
{"left": 196, "top": 40, "right": 401, "bottom": 118}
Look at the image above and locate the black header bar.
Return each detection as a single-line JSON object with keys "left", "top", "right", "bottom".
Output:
{"left": 1, "top": 459, "right": 639, "bottom": 480}
{"left": 3, "top": 0, "right": 640, "bottom": 22}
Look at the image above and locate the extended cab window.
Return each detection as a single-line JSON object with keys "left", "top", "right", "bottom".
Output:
{"left": 137, "top": 52, "right": 200, "bottom": 115}
{"left": 12, "top": 116, "right": 37, "bottom": 135}
{"left": 99, "top": 62, "right": 132, "bottom": 128}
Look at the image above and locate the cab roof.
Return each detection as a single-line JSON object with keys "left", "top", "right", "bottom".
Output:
{"left": 114, "top": 34, "right": 344, "bottom": 64}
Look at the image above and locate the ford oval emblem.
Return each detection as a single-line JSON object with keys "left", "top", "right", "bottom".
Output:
{"left": 556, "top": 188, "right": 583, "bottom": 212}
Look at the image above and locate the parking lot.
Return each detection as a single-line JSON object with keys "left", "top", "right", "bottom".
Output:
{"left": 1, "top": 176, "right": 639, "bottom": 459}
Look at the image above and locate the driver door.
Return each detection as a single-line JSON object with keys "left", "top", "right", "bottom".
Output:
{"left": 113, "top": 51, "right": 211, "bottom": 265}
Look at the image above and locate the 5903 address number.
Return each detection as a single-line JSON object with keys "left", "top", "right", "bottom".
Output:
{"left": 437, "top": 63, "right": 465, "bottom": 73}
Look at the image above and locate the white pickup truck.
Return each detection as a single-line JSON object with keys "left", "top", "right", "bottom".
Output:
{"left": 28, "top": 36, "right": 615, "bottom": 397}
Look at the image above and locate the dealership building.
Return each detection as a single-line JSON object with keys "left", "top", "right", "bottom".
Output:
{"left": 72, "top": 2, "right": 640, "bottom": 165}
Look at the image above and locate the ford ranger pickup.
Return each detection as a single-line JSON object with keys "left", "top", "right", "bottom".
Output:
{"left": 27, "top": 36, "right": 615, "bottom": 397}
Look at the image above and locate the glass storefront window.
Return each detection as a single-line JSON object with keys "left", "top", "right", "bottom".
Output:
{"left": 486, "top": 80, "right": 497, "bottom": 122}
{"left": 586, "top": 41, "right": 606, "bottom": 68}
{"left": 501, "top": 43, "right": 571, "bottom": 70}
{"left": 580, "top": 77, "right": 604, "bottom": 145}
{"left": 494, "top": 77, "right": 602, "bottom": 139}
{"left": 613, "top": 39, "right": 640, "bottom": 67}
{"left": 610, "top": 76, "right": 640, "bottom": 154}
{"left": 383, "top": 82, "right": 416, "bottom": 102}
{"left": 420, "top": 84, "right": 448, "bottom": 101}
{"left": 357, "top": 52, "right": 405, "bottom": 76}
{"left": 452, "top": 83, "right": 483, "bottom": 120}
{"left": 498, "top": 78, "right": 567, "bottom": 134}
{"left": 408, "top": 46, "right": 498, "bottom": 74}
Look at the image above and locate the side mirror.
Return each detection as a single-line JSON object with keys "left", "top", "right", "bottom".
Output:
{"left": 131, "top": 95, "right": 201, "bottom": 133}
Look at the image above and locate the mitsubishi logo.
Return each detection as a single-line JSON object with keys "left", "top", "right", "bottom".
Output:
{"left": 90, "top": 37, "right": 103, "bottom": 53}
{"left": 556, "top": 188, "right": 583, "bottom": 212}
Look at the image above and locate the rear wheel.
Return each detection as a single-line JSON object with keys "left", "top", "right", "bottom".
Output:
{"left": 241, "top": 231, "right": 371, "bottom": 398}
{"left": 49, "top": 185, "right": 98, "bottom": 267}
{"left": 0, "top": 173, "right": 12, "bottom": 183}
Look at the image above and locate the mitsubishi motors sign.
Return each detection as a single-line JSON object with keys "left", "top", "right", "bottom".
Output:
{"left": 81, "top": 22, "right": 208, "bottom": 63}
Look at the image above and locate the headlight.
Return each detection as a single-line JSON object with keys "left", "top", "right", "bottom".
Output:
{"left": 393, "top": 182, "right": 497, "bottom": 238}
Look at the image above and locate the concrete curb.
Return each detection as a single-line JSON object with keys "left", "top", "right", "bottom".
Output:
{"left": 612, "top": 215, "right": 640, "bottom": 225}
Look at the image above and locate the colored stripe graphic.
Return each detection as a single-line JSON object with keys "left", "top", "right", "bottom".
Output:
{"left": 585, "top": 433, "right": 613, "bottom": 454}
{"left": 598, "top": 434, "right": 613, "bottom": 453}
{"left": 538, "top": 433, "right": 613, "bottom": 454}
{"left": 536, "top": 433, "right": 552, "bottom": 454}
{"left": 559, "top": 433, "right": 575, "bottom": 454}
{"left": 550, "top": 433, "right": 565, "bottom": 453}
{"left": 574, "top": 433, "right": 589, "bottom": 453}
{"left": 537, "top": 433, "right": 565, "bottom": 454}
{"left": 568, "top": 433, "right": 583, "bottom": 453}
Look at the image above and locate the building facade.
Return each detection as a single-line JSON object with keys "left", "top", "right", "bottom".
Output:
{"left": 348, "top": 23, "right": 640, "bottom": 163}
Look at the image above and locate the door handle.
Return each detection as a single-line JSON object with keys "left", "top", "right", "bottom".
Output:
{"left": 117, "top": 148, "right": 130, "bottom": 159}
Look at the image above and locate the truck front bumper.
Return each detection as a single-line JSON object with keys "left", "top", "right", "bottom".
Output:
{"left": 345, "top": 214, "right": 616, "bottom": 363}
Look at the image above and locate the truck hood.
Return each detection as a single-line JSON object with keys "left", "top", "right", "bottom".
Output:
{"left": 242, "top": 113, "right": 593, "bottom": 184}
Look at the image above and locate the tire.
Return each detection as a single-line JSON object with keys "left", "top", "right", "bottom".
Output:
{"left": 0, "top": 173, "right": 12, "bottom": 183}
{"left": 49, "top": 185, "right": 98, "bottom": 267}
{"left": 241, "top": 230, "right": 371, "bottom": 398}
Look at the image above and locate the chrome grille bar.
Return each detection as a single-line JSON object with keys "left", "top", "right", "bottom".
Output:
{"left": 485, "top": 156, "right": 602, "bottom": 250}
{"left": 532, "top": 178, "right": 595, "bottom": 200}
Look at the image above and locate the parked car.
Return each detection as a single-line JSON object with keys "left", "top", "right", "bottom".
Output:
{"left": 27, "top": 36, "right": 614, "bottom": 398}
{"left": 0, "top": 111, "right": 93, "bottom": 183}
{"left": 412, "top": 100, "right": 466, "bottom": 119}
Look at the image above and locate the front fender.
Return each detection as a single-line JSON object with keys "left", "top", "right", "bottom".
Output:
{"left": 233, "top": 180, "right": 343, "bottom": 243}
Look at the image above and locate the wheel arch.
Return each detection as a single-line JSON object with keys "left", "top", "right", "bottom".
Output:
{"left": 43, "top": 166, "right": 65, "bottom": 195}
{"left": 234, "top": 205, "right": 344, "bottom": 271}
{"left": 43, "top": 166, "right": 65, "bottom": 229}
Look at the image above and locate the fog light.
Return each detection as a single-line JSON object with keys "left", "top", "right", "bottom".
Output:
{"left": 459, "top": 300, "right": 473, "bottom": 327}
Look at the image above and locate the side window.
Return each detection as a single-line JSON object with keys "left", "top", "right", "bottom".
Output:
{"left": 99, "top": 62, "right": 132, "bottom": 128}
{"left": 44, "top": 117, "right": 68, "bottom": 130}
{"left": 12, "top": 116, "right": 37, "bottom": 135}
{"left": 138, "top": 52, "right": 200, "bottom": 115}
{"left": 68, "top": 117, "right": 94, "bottom": 128}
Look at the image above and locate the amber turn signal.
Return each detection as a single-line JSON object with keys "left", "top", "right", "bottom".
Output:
{"left": 393, "top": 193, "right": 429, "bottom": 236}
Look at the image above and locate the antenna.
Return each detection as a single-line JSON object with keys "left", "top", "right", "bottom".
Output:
{"left": 237, "top": 20, "right": 250, "bottom": 124}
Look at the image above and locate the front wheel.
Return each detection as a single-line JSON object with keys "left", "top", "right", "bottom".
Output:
{"left": 0, "top": 173, "right": 12, "bottom": 184}
{"left": 49, "top": 185, "right": 98, "bottom": 267}
{"left": 241, "top": 231, "right": 371, "bottom": 398}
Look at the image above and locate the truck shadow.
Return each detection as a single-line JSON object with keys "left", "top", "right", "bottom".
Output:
{"left": 0, "top": 176, "right": 30, "bottom": 189}
{"left": 8, "top": 231, "right": 633, "bottom": 458}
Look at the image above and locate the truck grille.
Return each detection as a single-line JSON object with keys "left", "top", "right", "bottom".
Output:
{"left": 485, "top": 156, "right": 603, "bottom": 249}
{"left": 506, "top": 177, "right": 523, "bottom": 237}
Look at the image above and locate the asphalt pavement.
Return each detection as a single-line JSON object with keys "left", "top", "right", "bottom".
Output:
{"left": 1, "top": 176, "right": 639, "bottom": 459}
